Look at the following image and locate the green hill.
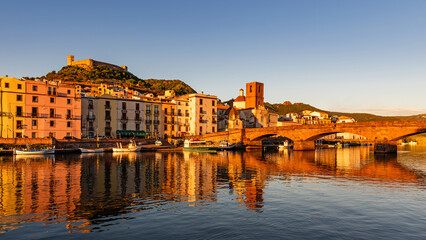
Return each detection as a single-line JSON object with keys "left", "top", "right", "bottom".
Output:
{"left": 33, "top": 65, "right": 196, "bottom": 96}
{"left": 265, "top": 102, "right": 426, "bottom": 122}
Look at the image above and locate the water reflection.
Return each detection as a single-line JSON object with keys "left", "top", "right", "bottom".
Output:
{"left": 0, "top": 147, "right": 425, "bottom": 234}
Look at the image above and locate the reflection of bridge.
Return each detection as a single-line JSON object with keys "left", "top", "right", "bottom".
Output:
{"left": 198, "top": 121, "right": 426, "bottom": 152}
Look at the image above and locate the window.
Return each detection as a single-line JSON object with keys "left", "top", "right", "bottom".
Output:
{"left": 136, "top": 103, "right": 139, "bottom": 110}
{"left": 165, "top": 117, "right": 168, "bottom": 122}
{"left": 32, "top": 120, "right": 37, "bottom": 126}
{"left": 122, "top": 102, "right": 126, "bottom": 109}
{"left": 67, "top": 99, "right": 71, "bottom": 104}
{"left": 136, "top": 124, "right": 140, "bottom": 131}
{"left": 154, "top": 125, "right": 158, "bottom": 132}
{"left": 16, "top": 133, "right": 22, "bottom": 138}
{"left": 50, "top": 108, "right": 55, "bottom": 118}
{"left": 212, "top": 126, "right": 215, "bottom": 132}
{"left": 258, "top": 86, "right": 261, "bottom": 93}
{"left": 200, "top": 107, "right": 203, "bottom": 113}
{"left": 17, "top": 84, "right": 22, "bottom": 89}
{"left": 67, "top": 109, "right": 71, "bottom": 118}
{"left": 16, "top": 120, "right": 22, "bottom": 129}
{"left": 5, "top": 83, "right": 9, "bottom": 88}
{"left": 48, "top": 87, "right": 52, "bottom": 95}
{"left": 146, "top": 125, "right": 151, "bottom": 132}
{"left": 250, "top": 85, "right": 252, "bottom": 92}
{"left": 164, "top": 125, "right": 168, "bottom": 130}
{"left": 50, "top": 97, "right": 54, "bottom": 103}
{"left": 154, "top": 106, "right": 158, "bottom": 114}
{"left": 31, "top": 107, "right": 38, "bottom": 117}
{"left": 50, "top": 121, "right": 55, "bottom": 127}
{"left": 171, "top": 125, "right": 174, "bottom": 131}
{"left": 200, "top": 99, "right": 203, "bottom": 104}
{"left": 32, "top": 132, "right": 37, "bottom": 138}
{"left": 67, "top": 90, "right": 71, "bottom": 94}
{"left": 165, "top": 108, "right": 168, "bottom": 114}
{"left": 16, "top": 95, "right": 22, "bottom": 101}
{"left": 32, "top": 85, "right": 37, "bottom": 91}
{"left": 32, "top": 96, "right": 38, "bottom": 102}
{"left": 53, "top": 88, "right": 56, "bottom": 95}
{"left": 199, "top": 126, "right": 202, "bottom": 134}
{"left": 122, "top": 123, "right": 126, "bottom": 130}
{"left": 212, "top": 100, "right": 215, "bottom": 106}
{"left": 67, "top": 121, "right": 71, "bottom": 127}
{"left": 16, "top": 106, "right": 22, "bottom": 116}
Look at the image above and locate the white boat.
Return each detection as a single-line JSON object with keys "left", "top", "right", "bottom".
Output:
{"left": 80, "top": 148, "right": 104, "bottom": 153}
{"left": 13, "top": 148, "right": 55, "bottom": 155}
{"left": 112, "top": 141, "right": 141, "bottom": 152}
{"left": 155, "top": 140, "right": 162, "bottom": 146}
{"left": 409, "top": 141, "right": 417, "bottom": 146}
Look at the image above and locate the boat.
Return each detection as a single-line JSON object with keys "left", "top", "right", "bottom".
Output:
{"left": 183, "top": 139, "right": 218, "bottom": 151}
{"left": 278, "top": 141, "right": 290, "bottom": 150}
{"left": 112, "top": 140, "right": 142, "bottom": 152}
{"left": 335, "top": 142, "right": 342, "bottom": 148}
{"left": 155, "top": 140, "right": 162, "bottom": 146}
{"left": 13, "top": 148, "right": 55, "bottom": 155}
{"left": 408, "top": 141, "right": 417, "bottom": 146}
{"left": 217, "top": 141, "right": 237, "bottom": 151}
{"left": 80, "top": 148, "right": 104, "bottom": 153}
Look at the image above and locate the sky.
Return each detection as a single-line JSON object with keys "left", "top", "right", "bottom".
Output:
{"left": 1, "top": 0, "right": 426, "bottom": 116}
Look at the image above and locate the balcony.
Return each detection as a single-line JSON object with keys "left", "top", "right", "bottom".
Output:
{"left": 146, "top": 109, "right": 151, "bottom": 114}
{"left": 105, "top": 104, "right": 111, "bottom": 110}
{"left": 185, "top": 113, "right": 190, "bottom": 117}
{"left": 121, "top": 116, "right": 128, "bottom": 123}
{"left": 135, "top": 109, "right": 140, "bottom": 114}
{"left": 55, "top": 114, "right": 61, "bottom": 119}
{"left": 146, "top": 120, "right": 152, "bottom": 124}
{"left": 16, "top": 112, "right": 23, "bottom": 117}
{"left": 154, "top": 111, "right": 159, "bottom": 115}
{"left": 66, "top": 115, "right": 72, "bottom": 119}
{"left": 17, "top": 125, "right": 24, "bottom": 129}
{"left": 135, "top": 117, "right": 142, "bottom": 122}
{"left": 87, "top": 115, "right": 96, "bottom": 121}
{"left": 121, "top": 109, "right": 127, "bottom": 113}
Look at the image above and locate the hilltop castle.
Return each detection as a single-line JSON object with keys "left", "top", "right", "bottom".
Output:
{"left": 67, "top": 55, "right": 128, "bottom": 71}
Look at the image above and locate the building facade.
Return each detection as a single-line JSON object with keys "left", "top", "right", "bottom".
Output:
{"left": 24, "top": 79, "right": 81, "bottom": 139}
{"left": 0, "top": 76, "right": 26, "bottom": 138}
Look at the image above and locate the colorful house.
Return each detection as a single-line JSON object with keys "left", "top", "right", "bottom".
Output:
{"left": 0, "top": 76, "right": 26, "bottom": 137}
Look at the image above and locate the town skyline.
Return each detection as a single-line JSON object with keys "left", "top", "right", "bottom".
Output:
{"left": 1, "top": 0, "right": 426, "bottom": 116}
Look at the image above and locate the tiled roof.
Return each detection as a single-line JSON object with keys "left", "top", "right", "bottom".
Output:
{"left": 234, "top": 96, "right": 246, "bottom": 102}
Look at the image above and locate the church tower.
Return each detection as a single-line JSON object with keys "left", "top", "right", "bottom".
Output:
{"left": 245, "top": 82, "right": 264, "bottom": 109}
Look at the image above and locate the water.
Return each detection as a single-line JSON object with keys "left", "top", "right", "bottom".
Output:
{"left": 1, "top": 146, "right": 425, "bottom": 239}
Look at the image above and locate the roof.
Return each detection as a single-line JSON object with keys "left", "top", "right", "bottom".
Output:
{"left": 234, "top": 95, "right": 246, "bottom": 102}
{"left": 217, "top": 104, "right": 230, "bottom": 110}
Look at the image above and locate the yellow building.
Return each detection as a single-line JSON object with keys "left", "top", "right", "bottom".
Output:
{"left": 0, "top": 76, "right": 26, "bottom": 138}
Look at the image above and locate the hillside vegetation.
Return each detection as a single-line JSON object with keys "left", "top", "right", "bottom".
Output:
{"left": 265, "top": 102, "right": 426, "bottom": 122}
{"left": 37, "top": 65, "right": 196, "bottom": 96}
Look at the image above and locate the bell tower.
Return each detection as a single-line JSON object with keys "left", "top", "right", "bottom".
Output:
{"left": 245, "top": 82, "right": 264, "bottom": 109}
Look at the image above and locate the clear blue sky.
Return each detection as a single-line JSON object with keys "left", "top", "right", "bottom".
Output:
{"left": 1, "top": 0, "right": 426, "bottom": 116}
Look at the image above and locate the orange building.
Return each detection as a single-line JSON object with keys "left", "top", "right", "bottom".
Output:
{"left": 245, "top": 82, "right": 264, "bottom": 109}
{"left": 25, "top": 79, "right": 81, "bottom": 139}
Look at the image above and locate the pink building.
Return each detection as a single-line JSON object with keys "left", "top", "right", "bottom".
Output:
{"left": 25, "top": 79, "right": 81, "bottom": 139}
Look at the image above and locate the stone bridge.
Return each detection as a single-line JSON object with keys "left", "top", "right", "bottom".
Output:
{"left": 197, "top": 121, "right": 426, "bottom": 152}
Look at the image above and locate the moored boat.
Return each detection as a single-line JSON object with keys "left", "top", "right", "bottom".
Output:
{"left": 217, "top": 141, "right": 236, "bottom": 151}
{"left": 14, "top": 148, "right": 55, "bottom": 155}
{"left": 183, "top": 139, "right": 218, "bottom": 151}
{"left": 80, "top": 148, "right": 104, "bottom": 153}
{"left": 278, "top": 141, "right": 291, "bottom": 150}
{"left": 112, "top": 141, "right": 142, "bottom": 152}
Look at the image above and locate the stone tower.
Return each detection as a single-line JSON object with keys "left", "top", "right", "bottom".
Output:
{"left": 67, "top": 55, "right": 74, "bottom": 66}
{"left": 245, "top": 82, "right": 264, "bottom": 109}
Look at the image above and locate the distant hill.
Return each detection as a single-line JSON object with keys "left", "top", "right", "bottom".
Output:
{"left": 32, "top": 65, "right": 196, "bottom": 96}
{"left": 264, "top": 102, "right": 426, "bottom": 122}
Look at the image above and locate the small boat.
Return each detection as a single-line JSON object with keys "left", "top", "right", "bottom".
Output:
{"left": 217, "top": 141, "right": 236, "bottom": 151}
{"left": 155, "top": 140, "right": 162, "bottom": 146}
{"left": 13, "top": 148, "right": 55, "bottom": 155}
{"left": 80, "top": 148, "right": 104, "bottom": 153}
{"left": 113, "top": 141, "right": 142, "bottom": 152}
{"left": 408, "top": 141, "right": 417, "bottom": 146}
{"left": 335, "top": 142, "right": 342, "bottom": 148}
{"left": 183, "top": 139, "right": 218, "bottom": 151}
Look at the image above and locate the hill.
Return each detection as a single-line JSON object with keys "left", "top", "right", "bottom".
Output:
{"left": 264, "top": 102, "right": 426, "bottom": 122}
{"left": 32, "top": 65, "right": 196, "bottom": 96}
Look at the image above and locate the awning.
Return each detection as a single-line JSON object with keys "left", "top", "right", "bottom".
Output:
{"left": 116, "top": 130, "right": 148, "bottom": 137}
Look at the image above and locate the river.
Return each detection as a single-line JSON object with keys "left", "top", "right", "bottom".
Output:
{"left": 1, "top": 146, "right": 425, "bottom": 239}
